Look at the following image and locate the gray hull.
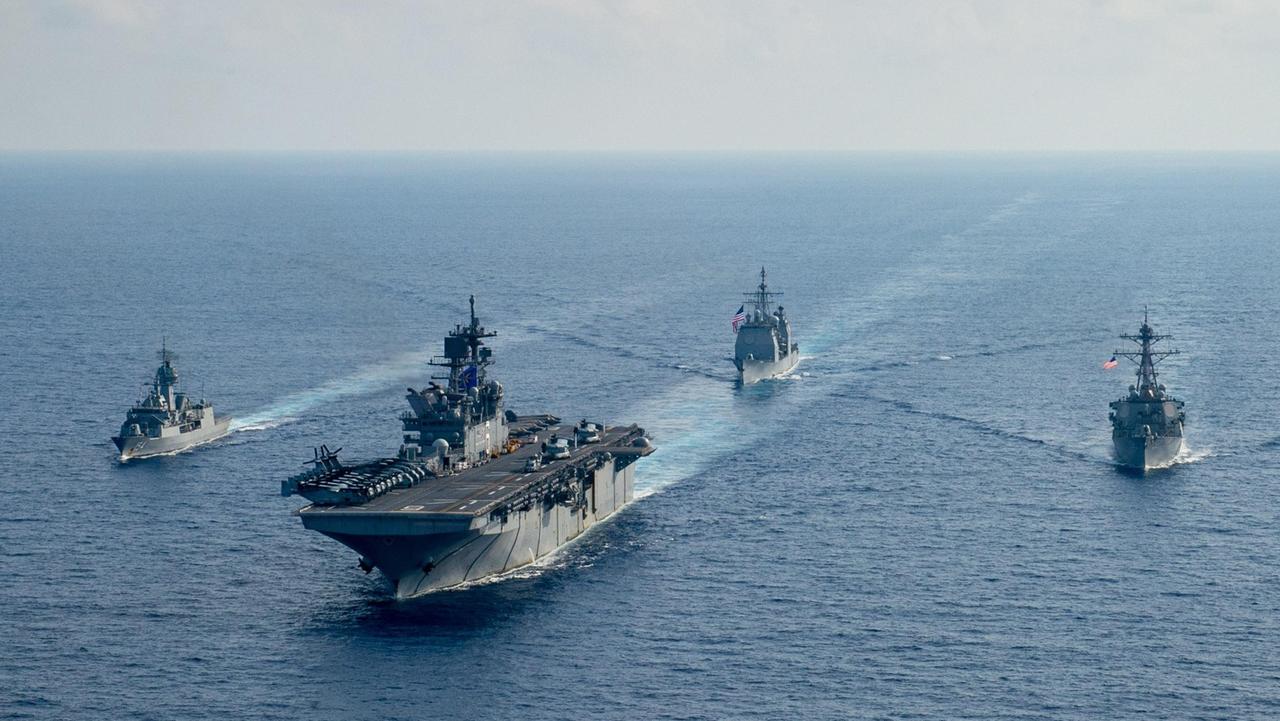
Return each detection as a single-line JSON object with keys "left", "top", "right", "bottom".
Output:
{"left": 304, "top": 461, "right": 636, "bottom": 598}
{"left": 737, "top": 352, "right": 799, "bottom": 384}
{"left": 114, "top": 416, "right": 232, "bottom": 461}
{"left": 1113, "top": 435, "right": 1183, "bottom": 469}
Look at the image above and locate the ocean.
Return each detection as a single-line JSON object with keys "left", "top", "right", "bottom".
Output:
{"left": 1, "top": 153, "right": 1278, "bottom": 719}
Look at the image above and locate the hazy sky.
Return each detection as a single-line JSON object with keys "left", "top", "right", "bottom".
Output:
{"left": 2, "top": 0, "right": 1278, "bottom": 151}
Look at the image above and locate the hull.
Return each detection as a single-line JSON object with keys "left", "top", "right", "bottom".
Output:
{"left": 114, "top": 416, "right": 232, "bottom": 461}
{"left": 1113, "top": 434, "right": 1183, "bottom": 469}
{"left": 304, "top": 460, "right": 636, "bottom": 598}
{"left": 736, "top": 352, "right": 799, "bottom": 384}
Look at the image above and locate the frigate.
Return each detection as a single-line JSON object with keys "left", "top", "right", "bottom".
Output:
{"left": 733, "top": 267, "right": 799, "bottom": 384}
{"left": 1108, "top": 311, "right": 1186, "bottom": 469}
{"left": 112, "top": 344, "right": 231, "bottom": 461}
{"left": 282, "top": 297, "right": 654, "bottom": 598}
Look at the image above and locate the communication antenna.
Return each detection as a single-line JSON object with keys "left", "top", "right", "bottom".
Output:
{"left": 743, "top": 266, "right": 783, "bottom": 315}
{"left": 1113, "top": 306, "right": 1180, "bottom": 393}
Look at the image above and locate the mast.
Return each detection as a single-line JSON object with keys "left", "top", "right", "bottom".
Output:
{"left": 743, "top": 266, "right": 783, "bottom": 316}
{"left": 154, "top": 338, "right": 179, "bottom": 409}
{"left": 1114, "top": 307, "right": 1179, "bottom": 397}
{"left": 429, "top": 295, "right": 497, "bottom": 393}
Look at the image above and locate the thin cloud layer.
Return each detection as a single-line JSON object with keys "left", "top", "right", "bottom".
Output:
{"left": 1, "top": 0, "right": 1277, "bottom": 150}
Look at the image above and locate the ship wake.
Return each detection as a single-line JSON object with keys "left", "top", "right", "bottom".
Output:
{"left": 230, "top": 348, "right": 431, "bottom": 433}
{"left": 1157, "top": 445, "right": 1213, "bottom": 468}
{"left": 632, "top": 376, "right": 747, "bottom": 498}
{"left": 631, "top": 192, "right": 1055, "bottom": 498}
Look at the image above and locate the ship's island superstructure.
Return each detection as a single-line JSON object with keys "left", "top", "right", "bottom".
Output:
{"left": 112, "top": 344, "right": 231, "bottom": 461}
{"left": 733, "top": 267, "right": 799, "bottom": 384}
{"left": 1108, "top": 311, "right": 1186, "bottom": 469}
{"left": 282, "top": 297, "right": 654, "bottom": 598}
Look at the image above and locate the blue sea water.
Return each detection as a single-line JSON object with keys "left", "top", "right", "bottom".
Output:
{"left": 1, "top": 153, "right": 1279, "bottom": 720}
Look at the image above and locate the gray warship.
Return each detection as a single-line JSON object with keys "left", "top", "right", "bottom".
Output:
{"left": 282, "top": 297, "right": 654, "bottom": 598}
{"left": 733, "top": 267, "right": 799, "bottom": 384}
{"left": 112, "top": 344, "right": 231, "bottom": 461}
{"left": 1108, "top": 311, "right": 1186, "bottom": 469}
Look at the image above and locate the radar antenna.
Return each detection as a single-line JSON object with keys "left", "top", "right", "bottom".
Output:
{"left": 429, "top": 295, "right": 498, "bottom": 392}
{"left": 157, "top": 336, "right": 178, "bottom": 366}
{"left": 1113, "top": 306, "right": 1180, "bottom": 396}
{"left": 743, "top": 266, "right": 784, "bottom": 315}
{"left": 154, "top": 337, "right": 179, "bottom": 394}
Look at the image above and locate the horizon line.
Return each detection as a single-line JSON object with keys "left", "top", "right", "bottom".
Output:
{"left": 2, "top": 148, "right": 1279, "bottom": 155}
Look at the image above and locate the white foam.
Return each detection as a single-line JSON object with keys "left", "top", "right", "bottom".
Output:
{"left": 629, "top": 193, "right": 1047, "bottom": 499}
{"left": 231, "top": 347, "right": 431, "bottom": 434}
{"left": 1136, "top": 443, "right": 1212, "bottom": 470}
{"left": 628, "top": 376, "right": 747, "bottom": 497}
{"left": 1170, "top": 445, "right": 1212, "bottom": 466}
{"left": 228, "top": 418, "right": 289, "bottom": 432}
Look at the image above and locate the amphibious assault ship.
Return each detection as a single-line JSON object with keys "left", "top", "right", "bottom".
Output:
{"left": 1108, "top": 311, "right": 1186, "bottom": 469}
{"left": 112, "top": 344, "right": 231, "bottom": 461}
{"left": 733, "top": 267, "right": 799, "bottom": 384}
{"left": 282, "top": 297, "right": 654, "bottom": 598}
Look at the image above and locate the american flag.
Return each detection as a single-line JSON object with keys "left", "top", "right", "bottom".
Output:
{"left": 731, "top": 305, "right": 746, "bottom": 333}
{"left": 1102, "top": 356, "right": 1119, "bottom": 370}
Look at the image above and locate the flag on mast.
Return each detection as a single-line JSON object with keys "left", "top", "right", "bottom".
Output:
{"left": 460, "top": 365, "right": 479, "bottom": 388}
{"left": 1102, "top": 356, "right": 1119, "bottom": 370}
{"left": 731, "top": 305, "right": 746, "bottom": 333}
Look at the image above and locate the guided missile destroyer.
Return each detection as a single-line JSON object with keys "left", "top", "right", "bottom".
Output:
{"left": 1108, "top": 311, "right": 1186, "bottom": 469}
{"left": 733, "top": 267, "right": 799, "bottom": 384}
{"left": 112, "top": 344, "right": 231, "bottom": 461}
{"left": 282, "top": 297, "right": 654, "bottom": 598}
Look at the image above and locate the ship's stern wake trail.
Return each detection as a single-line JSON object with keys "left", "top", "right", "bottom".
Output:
{"left": 230, "top": 349, "right": 433, "bottom": 433}
{"left": 246, "top": 192, "right": 1107, "bottom": 500}
{"left": 627, "top": 192, "right": 1139, "bottom": 495}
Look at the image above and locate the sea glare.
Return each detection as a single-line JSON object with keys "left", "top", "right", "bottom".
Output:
{"left": 1, "top": 153, "right": 1278, "bottom": 720}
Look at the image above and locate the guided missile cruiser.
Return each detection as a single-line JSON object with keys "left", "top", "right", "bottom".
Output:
{"left": 1108, "top": 311, "right": 1186, "bottom": 469}
{"left": 112, "top": 344, "right": 231, "bottom": 461}
{"left": 282, "top": 296, "right": 655, "bottom": 598}
{"left": 732, "top": 267, "right": 799, "bottom": 384}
